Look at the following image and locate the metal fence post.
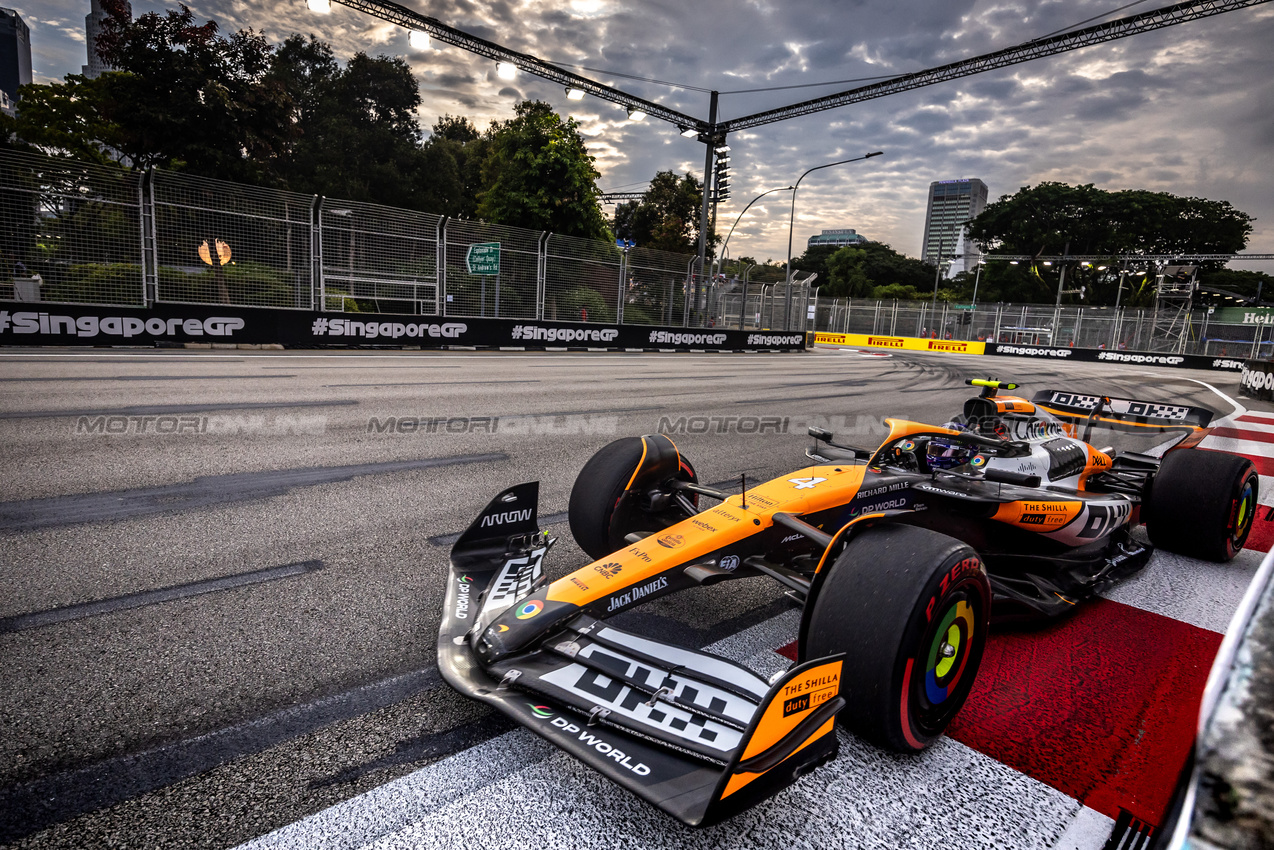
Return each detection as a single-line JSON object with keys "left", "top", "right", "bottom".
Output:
{"left": 537, "top": 232, "right": 549, "bottom": 321}
{"left": 437, "top": 216, "right": 448, "bottom": 317}
{"left": 311, "top": 195, "right": 323, "bottom": 311}
{"left": 140, "top": 167, "right": 157, "bottom": 306}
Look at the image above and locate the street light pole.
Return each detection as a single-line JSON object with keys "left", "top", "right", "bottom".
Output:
{"left": 785, "top": 151, "right": 882, "bottom": 330}
{"left": 721, "top": 185, "right": 795, "bottom": 259}
{"left": 785, "top": 152, "right": 883, "bottom": 289}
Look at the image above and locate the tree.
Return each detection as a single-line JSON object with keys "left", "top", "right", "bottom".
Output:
{"left": 818, "top": 242, "right": 936, "bottom": 298}
{"left": 268, "top": 38, "right": 431, "bottom": 208}
{"left": 613, "top": 170, "right": 714, "bottom": 255}
{"left": 0, "top": 75, "right": 125, "bottom": 165}
{"left": 477, "top": 101, "right": 610, "bottom": 240}
{"left": 92, "top": 0, "right": 293, "bottom": 183}
{"left": 419, "top": 115, "right": 489, "bottom": 219}
{"left": 966, "top": 182, "right": 1255, "bottom": 305}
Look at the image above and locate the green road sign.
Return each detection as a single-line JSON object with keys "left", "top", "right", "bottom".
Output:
{"left": 466, "top": 242, "right": 500, "bottom": 275}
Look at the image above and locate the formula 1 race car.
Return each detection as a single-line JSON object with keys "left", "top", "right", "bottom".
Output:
{"left": 437, "top": 379, "right": 1257, "bottom": 826}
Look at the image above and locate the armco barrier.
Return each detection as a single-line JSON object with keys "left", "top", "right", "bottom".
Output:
{"left": 1239, "top": 360, "right": 1274, "bottom": 399}
{"left": 0, "top": 302, "right": 806, "bottom": 352}
{"left": 813, "top": 332, "right": 986, "bottom": 355}
{"left": 985, "top": 343, "right": 1245, "bottom": 372}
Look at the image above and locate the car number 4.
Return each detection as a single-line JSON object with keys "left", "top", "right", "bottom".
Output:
{"left": 788, "top": 477, "right": 827, "bottom": 490}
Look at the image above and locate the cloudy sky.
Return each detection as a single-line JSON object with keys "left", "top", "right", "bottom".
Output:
{"left": 20, "top": 0, "right": 1274, "bottom": 271}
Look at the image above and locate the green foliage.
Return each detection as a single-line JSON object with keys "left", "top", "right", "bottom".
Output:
{"left": 555, "top": 286, "right": 614, "bottom": 323}
{"left": 967, "top": 182, "right": 1255, "bottom": 305}
{"left": 419, "top": 116, "right": 489, "bottom": 219}
{"left": 0, "top": 75, "right": 125, "bottom": 165}
{"left": 477, "top": 101, "right": 611, "bottom": 240}
{"left": 269, "top": 37, "right": 430, "bottom": 208}
{"left": 35, "top": 262, "right": 142, "bottom": 304}
{"left": 613, "top": 171, "right": 714, "bottom": 255}
{"left": 816, "top": 243, "right": 936, "bottom": 297}
{"left": 92, "top": 1, "right": 293, "bottom": 182}
{"left": 870, "top": 283, "right": 923, "bottom": 300}
{"left": 788, "top": 245, "right": 839, "bottom": 282}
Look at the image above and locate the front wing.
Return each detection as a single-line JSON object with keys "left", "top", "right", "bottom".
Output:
{"left": 437, "top": 485, "right": 845, "bottom": 826}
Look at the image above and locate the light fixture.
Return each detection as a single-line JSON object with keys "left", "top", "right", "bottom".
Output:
{"left": 497, "top": 62, "right": 517, "bottom": 80}
{"left": 306, "top": 0, "right": 332, "bottom": 12}
{"left": 1043, "top": 261, "right": 1053, "bottom": 266}
{"left": 566, "top": 87, "right": 585, "bottom": 100}
{"left": 717, "top": 144, "right": 730, "bottom": 152}
{"left": 627, "top": 108, "right": 646, "bottom": 121}
{"left": 408, "top": 30, "right": 430, "bottom": 50}
{"left": 1009, "top": 260, "right": 1019, "bottom": 265}
{"left": 680, "top": 127, "right": 698, "bottom": 138}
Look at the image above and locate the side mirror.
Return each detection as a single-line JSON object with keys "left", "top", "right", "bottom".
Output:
{"left": 808, "top": 427, "right": 833, "bottom": 441}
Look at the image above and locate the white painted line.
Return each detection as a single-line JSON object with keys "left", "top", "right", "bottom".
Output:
{"left": 1051, "top": 806, "right": 1117, "bottom": 850}
{"left": 1197, "top": 436, "right": 1274, "bottom": 457}
{"left": 1217, "top": 419, "right": 1274, "bottom": 435}
{"left": 237, "top": 607, "right": 1108, "bottom": 850}
{"left": 1103, "top": 548, "right": 1264, "bottom": 634}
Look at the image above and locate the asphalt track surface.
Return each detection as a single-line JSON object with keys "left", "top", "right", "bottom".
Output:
{"left": 0, "top": 345, "right": 1269, "bottom": 849}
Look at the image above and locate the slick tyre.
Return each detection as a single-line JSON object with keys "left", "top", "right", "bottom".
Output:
{"left": 568, "top": 437, "right": 696, "bottom": 560}
{"left": 804, "top": 525, "right": 991, "bottom": 753}
{"left": 1147, "top": 448, "right": 1257, "bottom": 562}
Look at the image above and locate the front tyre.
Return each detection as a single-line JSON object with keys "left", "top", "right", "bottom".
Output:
{"left": 803, "top": 525, "right": 991, "bottom": 753}
{"left": 568, "top": 437, "right": 696, "bottom": 560}
{"left": 1147, "top": 448, "right": 1257, "bottom": 562}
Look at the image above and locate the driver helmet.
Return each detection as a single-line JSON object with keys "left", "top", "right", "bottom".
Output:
{"left": 928, "top": 427, "right": 972, "bottom": 470}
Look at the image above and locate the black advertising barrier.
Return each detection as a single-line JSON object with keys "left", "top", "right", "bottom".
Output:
{"left": 0, "top": 302, "right": 806, "bottom": 352}
{"left": 1239, "top": 359, "right": 1274, "bottom": 400}
{"left": 986, "top": 342, "right": 1247, "bottom": 373}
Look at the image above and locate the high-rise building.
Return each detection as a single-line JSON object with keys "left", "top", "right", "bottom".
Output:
{"left": 83, "top": 0, "right": 131, "bottom": 79}
{"left": 807, "top": 228, "right": 869, "bottom": 249}
{"left": 0, "top": 7, "right": 31, "bottom": 114}
{"left": 920, "top": 179, "right": 988, "bottom": 276}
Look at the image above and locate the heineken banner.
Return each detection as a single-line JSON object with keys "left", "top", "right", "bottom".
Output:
{"left": 986, "top": 342, "right": 1245, "bottom": 372}
{"left": 0, "top": 302, "right": 805, "bottom": 352}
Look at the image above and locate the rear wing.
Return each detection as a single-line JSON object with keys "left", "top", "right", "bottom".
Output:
{"left": 1032, "top": 389, "right": 1213, "bottom": 430}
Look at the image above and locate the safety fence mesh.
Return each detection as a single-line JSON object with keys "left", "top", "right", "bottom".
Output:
{"left": 0, "top": 150, "right": 144, "bottom": 306}
{"left": 5, "top": 150, "right": 1269, "bottom": 349}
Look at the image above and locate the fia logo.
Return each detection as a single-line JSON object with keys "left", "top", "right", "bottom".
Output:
{"left": 719, "top": 555, "right": 740, "bottom": 572}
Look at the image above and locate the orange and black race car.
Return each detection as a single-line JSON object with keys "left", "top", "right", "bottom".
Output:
{"left": 437, "top": 379, "right": 1257, "bottom": 826}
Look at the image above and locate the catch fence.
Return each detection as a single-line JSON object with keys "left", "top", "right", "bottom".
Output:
{"left": 2, "top": 148, "right": 1266, "bottom": 351}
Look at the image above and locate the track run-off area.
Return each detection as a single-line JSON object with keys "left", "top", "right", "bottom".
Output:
{"left": 1, "top": 345, "right": 1270, "bottom": 849}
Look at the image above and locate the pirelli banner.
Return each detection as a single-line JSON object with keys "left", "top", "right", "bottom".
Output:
{"left": 0, "top": 302, "right": 806, "bottom": 352}
{"left": 813, "top": 332, "right": 986, "bottom": 355}
{"left": 987, "top": 343, "right": 1245, "bottom": 372}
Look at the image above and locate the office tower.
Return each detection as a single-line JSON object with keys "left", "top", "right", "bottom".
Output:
{"left": 921, "top": 179, "right": 988, "bottom": 275}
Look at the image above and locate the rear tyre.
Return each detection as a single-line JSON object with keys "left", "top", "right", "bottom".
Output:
{"left": 803, "top": 524, "right": 991, "bottom": 753}
{"left": 1147, "top": 448, "right": 1257, "bottom": 561}
{"left": 568, "top": 438, "right": 696, "bottom": 560}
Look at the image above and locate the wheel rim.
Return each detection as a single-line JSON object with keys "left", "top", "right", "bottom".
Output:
{"left": 912, "top": 590, "right": 982, "bottom": 737}
{"left": 1232, "top": 475, "right": 1256, "bottom": 547}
